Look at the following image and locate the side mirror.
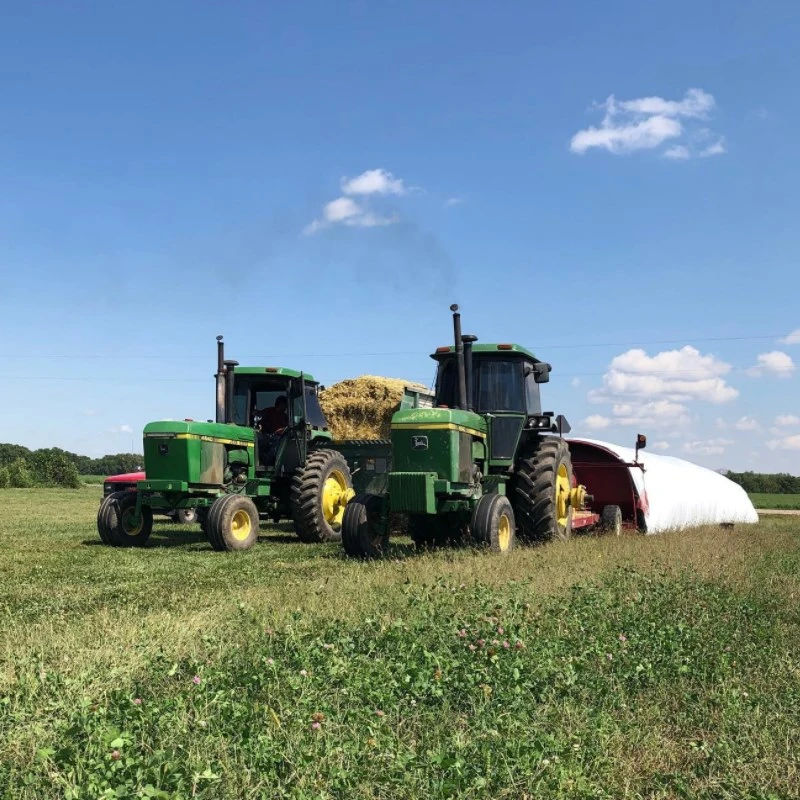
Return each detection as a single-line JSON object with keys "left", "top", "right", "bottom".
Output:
{"left": 635, "top": 433, "right": 647, "bottom": 460}
{"left": 534, "top": 362, "right": 551, "bottom": 384}
{"left": 555, "top": 414, "right": 571, "bottom": 435}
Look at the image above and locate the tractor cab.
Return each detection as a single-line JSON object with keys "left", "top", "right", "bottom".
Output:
{"left": 227, "top": 367, "right": 331, "bottom": 475}
{"left": 431, "top": 343, "right": 558, "bottom": 470}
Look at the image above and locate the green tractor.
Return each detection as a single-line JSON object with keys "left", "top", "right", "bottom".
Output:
{"left": 97, "top": 337, "right": 357, "bottom": 551}
{"left": 342, "top": 305, "right": 592, "bottom": 558}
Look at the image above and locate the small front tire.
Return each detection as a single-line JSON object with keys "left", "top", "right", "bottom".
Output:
{"left": 342, "top": 493, "right": 389, "bottom": 559}
{"left": 471, "top": 494, "right": 516, "bottom": 553}
{"left": 97, "top": 491, "right": 153, "bottom": 547}
{"left": 206, "top": 494, "right": 259, "bottom": 552}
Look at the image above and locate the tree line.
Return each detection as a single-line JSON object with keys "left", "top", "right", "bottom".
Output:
{"left": 0, "top": 443, "right": 143, "bottom": 489}
{"left": 723, "top": 470, "right": 800, "bottom": 494}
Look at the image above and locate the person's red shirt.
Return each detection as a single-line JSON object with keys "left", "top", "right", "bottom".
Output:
{"left": 260, "top": 405, "right": 288, "bottom": 433}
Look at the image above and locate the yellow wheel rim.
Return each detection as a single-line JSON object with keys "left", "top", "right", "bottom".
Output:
{"left": 497, "top": 512, "right": 511, "bottom": 552}
{"left": 556, "top": 464, "right": 571, "bottom": 528}
{"left": 121, "top": 507, "right": 142, "bottom": 536}
{"left": 231, "top": 509, "right": 252, "bottom": 541}
{"left": 322, "top": 469, "right": 353, "bottom": 529}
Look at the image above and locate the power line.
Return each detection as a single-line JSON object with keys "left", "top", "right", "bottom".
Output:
{"left": 0, "top": 332, "right": 791, "bottom": 361}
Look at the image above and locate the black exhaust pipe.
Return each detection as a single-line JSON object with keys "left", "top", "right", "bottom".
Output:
{"left": 223, "top": 359, "right": 239, "bottom": 424}
{"left": 450, "top": 304, "right": 467, "bottom": 411}
{"left": 215, "top": 335, "right": 225, "bottom": 424}
{"left": 462, "top": 334, "right": 478, "bottom": 411}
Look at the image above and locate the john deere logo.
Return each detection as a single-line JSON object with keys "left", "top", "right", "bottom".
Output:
{"left": 411, "top": 436, "right": 428, "bottom": 451}
{"left": 158, "top": 444, "right": 169, "bottom": 455}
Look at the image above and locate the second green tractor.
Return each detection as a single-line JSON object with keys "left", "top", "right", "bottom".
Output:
{"left": 342, "top": 305, "right": 590, "bottom": 558}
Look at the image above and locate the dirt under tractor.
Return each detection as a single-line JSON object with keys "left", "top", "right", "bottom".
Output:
{"left": 97, "top": 338, "right": 422, "bottom": 551}
{"left": 341, "top": 305, "right": 624, "bottom": 558}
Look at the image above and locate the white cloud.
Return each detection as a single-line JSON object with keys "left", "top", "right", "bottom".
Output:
{"left": 780, "top": 328, "right": 800, "bottom": 345}
{"left": 82, "top": 409, "right": 99, "bottom": 417}
{"left": 747, "top": 351, "right": 795, "bottom": 378}
{"left": 699, "top": 139, "right": 726, "bottom": 157}
{"left": 651, "top": 441, "right": 670, "bottom": 451}
{"left": 570, "top": 88, "right": 724, "bottom": 160}
{"left": 304, "top": 168, "right": 409, "bottom": 235}
{"left": 683, "top": 438, "right": 734, "bottom": 456}
{"left": 583, "top": 414, "right": 612, "bottom": 430}
{"left": 715, "top": 417, "right": 728, "bottom": 430}
{"left": 734, "top": 416, "right": 760, "bottom": 431}
{"left": 663, "top": 145, "right": 690, "bottom": 160}
{"left": 588, "top": 346, "right": 737, "bottom": 404}
{"left": 615, "top": 88, "right": 715, "bottom": 119}
{"left": 775, "top": 414, "right": 800, "bottom": 427}
{"left": 341, "top": 168, "right": 407, "bottom": 197}
{"left": 445, "top": 197, "right": 464, "bottom": 207}
{"left": 610, "top": 399, "right": 691, "bottom": 429}
{"left": 767, "top": 435, "right": 800, "bottom": 451}
{"left": 108, "top": 424, "right": 133, "bottom": 434}
{"left": 570, "top": 377, "right": 581, "bottom": 388}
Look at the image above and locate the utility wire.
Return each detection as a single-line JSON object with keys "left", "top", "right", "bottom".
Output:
{"left": 0, "top": 332, "right": 792, "bottom": 360}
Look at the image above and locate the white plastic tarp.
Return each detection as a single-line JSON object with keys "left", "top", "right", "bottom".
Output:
{"left": 569, "top": 438, "right": 759, "bottom": 533}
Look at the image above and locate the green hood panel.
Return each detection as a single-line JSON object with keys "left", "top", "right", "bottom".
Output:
{"left": 391, "top": 407, "right": 486, "bottom": 436}
{"left": 143, "top": 420, "right": 255, "bottom": 445}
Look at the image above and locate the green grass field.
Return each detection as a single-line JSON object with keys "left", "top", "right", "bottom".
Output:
{"left": 1, "top": 486, "right": 799, "bottom": 799}
{"left": 749, "top": 492, "right": 800, "bottom": 510}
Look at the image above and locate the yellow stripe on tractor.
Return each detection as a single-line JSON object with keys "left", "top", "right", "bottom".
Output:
{"left": 390, "top": 422, "right": 487, "bottom": 439}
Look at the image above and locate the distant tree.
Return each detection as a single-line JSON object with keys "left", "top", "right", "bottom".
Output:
{"left": 8, "top": 458, "right": 34, "bottom": 488}
{"left": 0, "top": 443, "right": 31, "bottom": 467}
{"left": 28, "top": 449, "right": 81, "bottom": 489}
{"left": 0, "top": 466, "right": 9, "bottom": 488}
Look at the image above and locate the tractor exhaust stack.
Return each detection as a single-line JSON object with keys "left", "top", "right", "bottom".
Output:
{"left": 462, "top": 334, "right": 478, "bottom": 411}
{"left": 450, "top": 304, "right": 467, "bottom": 411}
{"left": 223, "top": 359, "right": 239, "bottom": 424}
{"left": 215, "top": 336, "right": 226, "bottom": 424}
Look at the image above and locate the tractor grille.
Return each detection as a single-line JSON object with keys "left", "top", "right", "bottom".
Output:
{"left": 388, "top": 472, "right": 436, "bottom": 514}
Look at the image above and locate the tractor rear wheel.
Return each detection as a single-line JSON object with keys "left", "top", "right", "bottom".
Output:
{"left": 206, "top": 494, "right": 259, "bottom": 551}
{"left": 511, "top": 437, "right": 574, "bottom": 543}
{"left": 471, "top": 494, "right": 516, "bottom": 553}
{"left": 342, "top": 493, "right": 389, "bottom": 559}
{"left": 97, "top": 490, "right": 153, "bottom": 547}
{"left": 290, "top": 449, "right": 354, "bottom": 543}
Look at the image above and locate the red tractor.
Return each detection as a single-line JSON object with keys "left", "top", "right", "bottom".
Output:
{"left": 102, "top": 471, "right": 200, "bottom": 524}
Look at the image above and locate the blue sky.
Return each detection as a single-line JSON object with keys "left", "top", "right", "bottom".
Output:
{"left": 1, "top": 1, "right": 798, "bottom": 472}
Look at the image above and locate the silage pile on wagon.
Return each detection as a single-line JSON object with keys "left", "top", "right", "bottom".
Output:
{"left": 320, "top": 375, "right": 429, "bottom": 440}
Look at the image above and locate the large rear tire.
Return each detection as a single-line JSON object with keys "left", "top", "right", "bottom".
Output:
{"left": 471, "top": 494, "right": 516, "bottom": 553}
{"left": 342, "top": 493, "right": 389, "bottom": 559}
{"left": 511, "top": 437, "right": 574, "bottom": 543}
{"left": 206, "top": 494, "right": 259, "bottom": 552}
{"left": 290, "top": 449, "right": 354, "bottom": 543}
{"left": 97, "top": 490, "right": 153, "bottom": 547}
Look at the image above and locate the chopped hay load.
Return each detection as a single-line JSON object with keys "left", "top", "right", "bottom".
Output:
{"left": 320, "top": 375, "right": 430, "bottom": 440}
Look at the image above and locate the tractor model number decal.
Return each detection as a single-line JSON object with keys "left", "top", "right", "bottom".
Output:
{"left": 411, "top": 436, "right": 429, "bottom": 451}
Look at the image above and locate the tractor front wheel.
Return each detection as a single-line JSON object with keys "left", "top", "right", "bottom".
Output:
{"left": 512, "top": 437, "right": 574, "bottom": 543}
{"left": 471, "top": 494, "right": 516, "bottom": 553}
{"left": 97, "top": 491, "right": 153, "bottom": 547}
{"left": 291, "top": 449, "right": 354, "bottom": 543}
{"left": 206, "top": 494, "right": 259, "bottom": 551}
{"left": 342, "top": 493, "right": 389, "bottom": 559}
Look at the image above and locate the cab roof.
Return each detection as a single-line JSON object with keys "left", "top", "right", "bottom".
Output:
{"left": 235, "top": 367, "right": 317, "bottom": 382}
{"left": 430, "top": 343, "right": 540, "bottom": 362}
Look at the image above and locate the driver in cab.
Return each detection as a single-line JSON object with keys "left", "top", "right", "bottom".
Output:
{"left": 255, "top": 395, "right": 289, "bottom": 434}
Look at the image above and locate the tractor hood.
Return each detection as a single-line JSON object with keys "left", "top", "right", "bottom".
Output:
{"left": 390, "top": 407, "right": 487, "bottom": 436}
{"left": 143, "top": 420, "right": 255, "bottom": 444}
{"left": 142, "top": 420, "right": 254, "bottom": 489}
{"left": 389, "top": 407, "right": 486, "bottom": 488}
